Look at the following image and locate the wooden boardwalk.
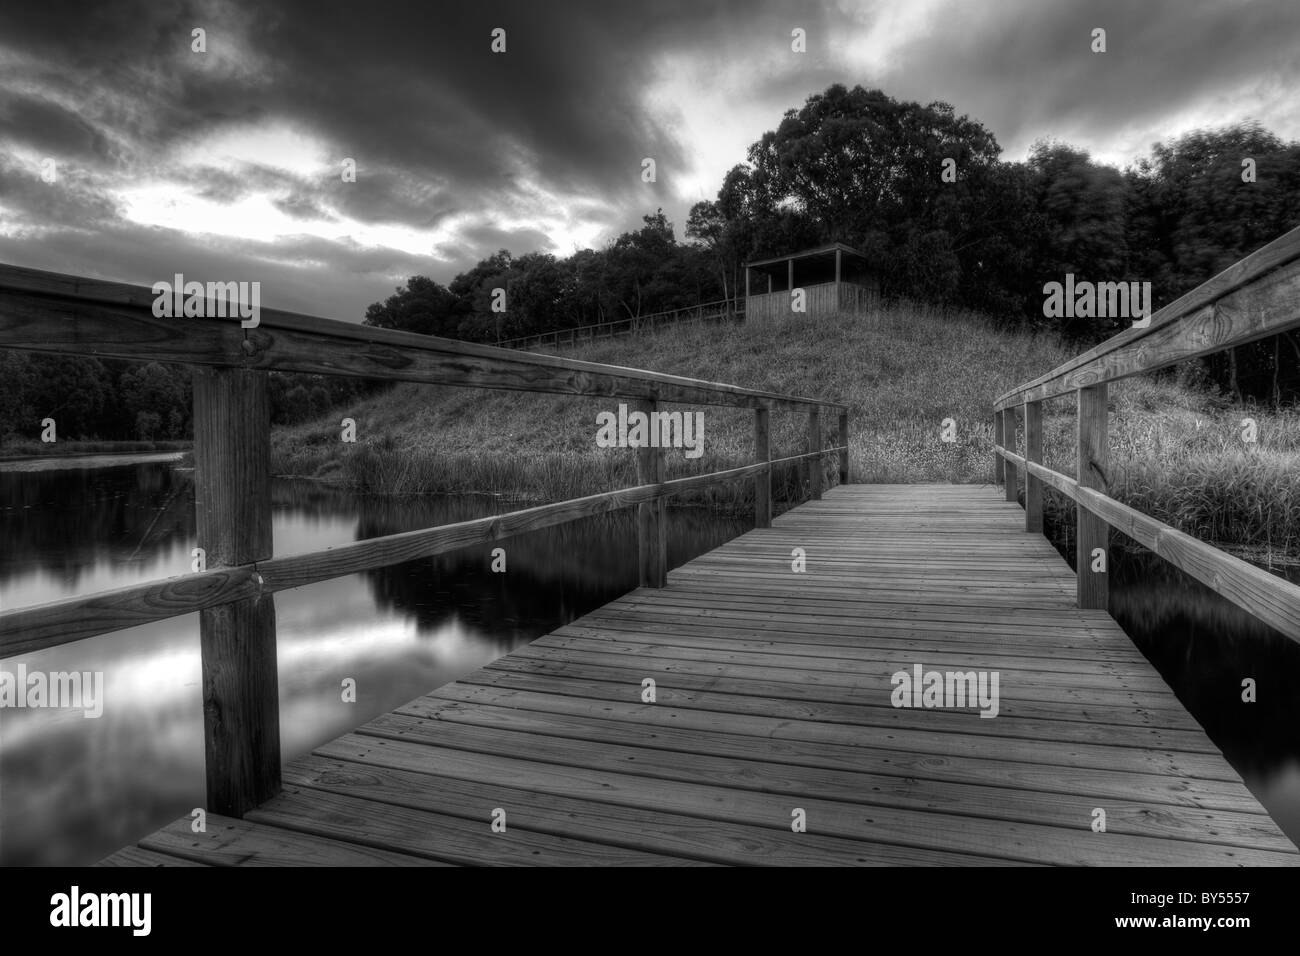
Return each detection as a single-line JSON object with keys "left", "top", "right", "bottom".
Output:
{"left": 100, "top": 484, "right": 1300, "bottom": 867}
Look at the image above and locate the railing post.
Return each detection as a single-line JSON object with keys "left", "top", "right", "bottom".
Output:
{"left": 1024, "top": 400, "right": 1043, "bottom": 533}
{"left": 636, "top": 398, "right": 667, "bottom": 588}
{"left": 1077, "top": 384, "right": 1109, "bottom": 610}
{"left": 838, "top": 410, "right": 849, "bottom": 485}
{"left": 754, "top": 406, "right": 771, "bottom": 528}
{"left": 191, "top": 366, "right": 280, "bottom": 817}
{"left": 993, "top": 408, "right": 1005, "bottom": 484}
{"left": 808, "top": 407, "right": 822, "bottom": 500}
{"left": 1002, "top": 405, "right": 1019, "bottom": 503}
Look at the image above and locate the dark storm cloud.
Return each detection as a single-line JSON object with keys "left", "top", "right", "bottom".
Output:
{"left": 0, "top": 0, "right": 1297, "bottom": 321}
{"left": 454, "top": 223, "right": 555, "bottom": 257}
{"left": 884, "top": 0, "right": 1300, "bottom": 161}
{"left": 328, "top": 169, "right": 460, "bottom": 230}
{"left": 0, "top": 0, "right": 842, "bottom": 314}
{"left": 0, "top": 154, "right": 122, "bottom": 229}
{"left": 0, "top": 95, "right": 115, "bottom": 162}
{"left": 0, "top": 218, "right": 431, "bottom": 319}
{"left": 271, "top": 190, "right": 338, "bottom": 222}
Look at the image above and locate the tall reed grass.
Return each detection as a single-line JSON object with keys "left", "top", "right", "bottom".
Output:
{"left": 270, "top": 302, "right": 1300, "bottom": 557}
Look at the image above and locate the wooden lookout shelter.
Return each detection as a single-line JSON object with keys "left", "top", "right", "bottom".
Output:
{"left": 743, "top": 242, "right": 879, "bottom": 323}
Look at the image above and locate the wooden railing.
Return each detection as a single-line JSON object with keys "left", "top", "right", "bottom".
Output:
{"left": 0, "top": 263, "right": 848, "bottom": 817}
{"left": 992, "top": 225, "right": 1300, "bottom": 643}
{"left": 498, "top": 297, "right": 742, "bottom": 351}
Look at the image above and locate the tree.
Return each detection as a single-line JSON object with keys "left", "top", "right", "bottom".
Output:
{"left": 1127, "top": 122, "right": 1300, "bottom": 400}
{"left": 120, "top": 362, "right": 188, "bottom": 436}
{"left": 741, "top": 84, "right": 1002, "bottom": 303}
{"left": 134, "top": 410, "right": 162, "bottom": 441}
{"left": 29, "top": 356, "right": 114, "bottom": 439}
{"left": 1026, "top": 142, "right": 1130, "bottom": 338}
{"left": 363, "top": 275, "right": 462, "bottom": 337}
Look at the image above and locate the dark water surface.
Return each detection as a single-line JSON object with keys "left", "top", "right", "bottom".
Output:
{"left": 1042, "top": 500, "right": 1300, "bottom": 847}
{"left": 3, "top": 463, "right": 1298, "bottom": 863}
{"left": 0, "top": 461, "right": 746, "bottom": 865}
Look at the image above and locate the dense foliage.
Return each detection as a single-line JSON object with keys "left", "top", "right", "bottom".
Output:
{"left": 0, "top": 353, "right": 379, "bottom": 443}
{"left": 369, "top": 85, "right": 1300, "bottom": 401}
{"left": 5, "top": 85, "right": 1298, "bottom": 442}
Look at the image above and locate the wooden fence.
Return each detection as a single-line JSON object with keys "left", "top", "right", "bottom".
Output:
{"left": 0, "top": 262, "right": 848, "bottom": 817}
{"left": 743, "top": 280, "right": 881, "bottom": 325}
{"left": 993, "top": 224, "right": 1300, "bottom": 642}
{"left": 498, "top": 297, "right": 742, "bottom": 351}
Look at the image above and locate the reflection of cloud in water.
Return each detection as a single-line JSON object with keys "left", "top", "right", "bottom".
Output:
{"left": 271, "top": 511, "right": 361, "bottom": 559}
{"left": 1, "top": 538, "right": 195, "bottom": 611}
{"left": 1, "top": 574, "right": 511, "bottom": 864}
{"left": 1, "top": 465, "right": 748, "bottom": 864}
{"left": 0, "top": 616, "right": 204, "bottom": 866}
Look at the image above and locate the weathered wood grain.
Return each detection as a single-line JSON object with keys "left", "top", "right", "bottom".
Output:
{"left": 808, "top": 407, "right": 822, "bottom": 500}
{"left": 139, "top": 812, "right": 447, "bottom": 866}
{"left": 0, "top": 262, "right": 843, "bottom": 413}
{"left": 997, "top": 234, "right": 1300, "bottom": 409}
{"left": 635, "top": 398, "right": 667, "bottom": 588}
{"left": 1076, "top": 384, "right": 1109, "bottom": 611}
{"left": 0, "top": 565, "right": 259, "bottom": 656}
{"left": 0, "top": 451, "right": 825, "bottom": 650}
{"left": 1001, "top": 405, "right": 1019, "bottom": 503}
{"left": 192, "top": 367, "right": 280, "bottom": 816}
{"left": 1023, "top": 400, "right": 1043, "bottom": 533}
{"left": 995, "top": 450, "right": 1300, "bottom": 642}
{"left": 106, "top": 485, "right": 1299, "bottom": 865}
{"left": 754, "top": 407, "right": 771, "bottom": 528}
{"left": 996, "top": 224, "right": 1300, "bottom": 409}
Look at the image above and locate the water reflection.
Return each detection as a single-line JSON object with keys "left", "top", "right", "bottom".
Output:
{"left": 1043, "top": 501, "right": 1300, "bottom": 847}
{"left": 0, "top": 462, "right": 747, "bottom": 865}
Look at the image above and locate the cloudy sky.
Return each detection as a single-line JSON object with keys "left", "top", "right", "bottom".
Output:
{"left": 1, "top": 0, "right": 1298, "bottom": 321}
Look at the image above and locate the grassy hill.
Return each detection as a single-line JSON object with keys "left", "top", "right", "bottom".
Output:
{"left": 272, "top": 302, "right": 1300, "bottom": 562}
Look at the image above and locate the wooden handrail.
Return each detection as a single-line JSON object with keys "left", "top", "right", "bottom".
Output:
{"left": 0, "top": 259, "right": 851, "bottom": 816}
{"left": 0, "top": 264, "right": 834, "bottom": 413}
{"left": 995, "top": 223, "right": 1300, "bottom": 410}
{"left": 993, "top": 445, "right": 1300, "bottom": 642}
{"left": 993, "top": 226, "right": 1300, "bottom": 644}
{"left": 499, "top": 296, "right": 743, "bottom": 350}
{"left": 0, "top": 447, "right": 844, "bottom": 655}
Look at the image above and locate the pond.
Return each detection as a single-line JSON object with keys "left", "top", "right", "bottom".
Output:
{"left": 3, "top": 462, "right": 1298, "bottom": 863}
{"left": 0, "top": 459, "right": 747, "bottom": 865}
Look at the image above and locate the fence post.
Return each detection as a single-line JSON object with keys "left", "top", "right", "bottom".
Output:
{"left": 1024, "top": 400, "right": 1043, "bottom": 533}
{"left": 993, "top": 409, "right": 1005, "bottom": 484}
{"left": 1077, "top": 384, "right": 1109, "bottom": 610}
{"left": 838, "top": 410, "right": 849, "bottom": 485}
{"left": 636, "top": 398, "right": 667, "bottom": 588}
{"left": 754, "top": 407, "right": 771, "bottom": 528}
{"left": 191, "top": 366, "right": 280, "bottom": 817}
{"left": 809, "top": 407, "right": 822, "bottom": 500}
{"left": 1002, "top": 404, "right": 1019, "bottom": 503}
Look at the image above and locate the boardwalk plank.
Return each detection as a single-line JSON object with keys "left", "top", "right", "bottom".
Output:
{"left": 282, "top": 756, "right": 1022, "bottom": 866}
{"left": 111, "top": 484, "right": 1300, "bottom": 866}
{"left": 137, "top": 813, "right": 442, "bottom": 866}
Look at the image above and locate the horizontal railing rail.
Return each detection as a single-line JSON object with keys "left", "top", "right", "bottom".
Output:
{"left": 0, "top": 261, "right": 850, "bottom": 817}
{"left": 499, "top": 296, "right": 742, "bottom": 350}
{"left": 995, "top": 224, "right": 1300, "bottom": 410}
{"left": 0, "top": 266, "right": 816, "bottom": 411}
{"left": 0, "top": 448, "right": 843, "bottom": 657}
{"left": 991, "top": 224, "right": 1300, "bottom": 643}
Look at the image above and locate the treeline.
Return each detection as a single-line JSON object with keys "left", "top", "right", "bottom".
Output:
{"left": 6, "top": 84, "right": 1297, "bottom": 445}
{"left": 0, "top": 352, "right": 380, "bottom": 443}
{"left": 362, "top": 212, "right": 716, "bottom": 342}
{"left": 370, "top": 84, "right": 1300, "bottom": 402}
